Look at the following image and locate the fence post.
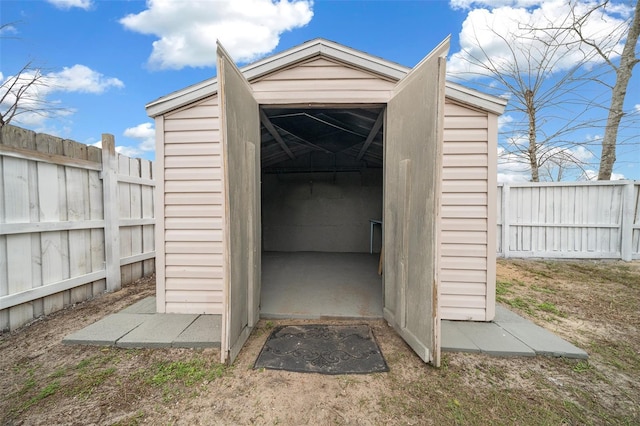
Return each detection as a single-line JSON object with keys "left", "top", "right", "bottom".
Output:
{"left": 502, "top": 183, "right": 510, "bottom": 258}
{"left": 101, "top": 134, "right": 121, "bottom": 291}
{"left": 620, "top": 181, "right": 634, "bottom": 262}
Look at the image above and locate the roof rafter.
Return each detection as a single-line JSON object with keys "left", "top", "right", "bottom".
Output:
{"left": 356, "top": 109, "right": 384, "bottom": 162}
{"left": 272, "top": 124, "right": 333, "bottom": 155}
{"left": 260, "top": 109, "right": 295, "bottom": 160}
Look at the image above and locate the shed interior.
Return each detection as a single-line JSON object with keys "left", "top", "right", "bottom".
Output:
{"left": 259, "top": 106, "right": 385, "bottom": 318}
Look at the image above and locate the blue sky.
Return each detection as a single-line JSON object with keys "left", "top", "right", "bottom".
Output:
{"left": 1, "top": 0, "right": 638, "bottom": 181}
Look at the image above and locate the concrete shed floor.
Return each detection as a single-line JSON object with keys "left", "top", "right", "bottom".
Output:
{"left": 260, "top": 252, "right": 383, "bottom": 319}
{"left": 63, "top": 251, "right": 587, "bottom": 359}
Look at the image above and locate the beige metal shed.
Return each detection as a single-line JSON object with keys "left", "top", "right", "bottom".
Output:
{"left": 146, "top": 38, "right": 506, "bottom": 365}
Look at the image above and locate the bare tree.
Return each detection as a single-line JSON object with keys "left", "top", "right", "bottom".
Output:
{"left": 519, "top": 1, "right": 640, "bottom": 180}
{"left": 451, "top": 1, "right": 640, "bottom": 182}
{"left": 0, "top": 23, "right": 66, "bottom": 131}
{"left": 539, "top": 146, "right": 591, "bottom": 181}
{"left": 570, "top": 1, "right": 640, "bottom": 180}
{"left": 1, "top": 61, "right": 45, "bottom": 127}
{"left": 452, "top": 16, "right": 600, "bottom": 181}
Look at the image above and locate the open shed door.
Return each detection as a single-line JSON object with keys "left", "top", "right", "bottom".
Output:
{"left": 217, "top": 42, "right": 261, "bottom": 364}
{"left": 383, "top": 38, "right": 449, "bottom": 366}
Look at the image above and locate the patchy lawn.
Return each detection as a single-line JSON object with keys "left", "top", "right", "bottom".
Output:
{"left": 1, "top": 260, "right": 639, "bottom": 425}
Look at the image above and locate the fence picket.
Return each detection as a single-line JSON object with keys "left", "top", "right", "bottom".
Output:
{"left": 38, "top": 162, "right": 64, "bottom": 315}
{"left": 621, "top": 182, "right": 635, "bottom": 261}
{"left": 0, "top": 156, "right": 6, "bottom": 330}
{"left": 4, "top": 157, "right": 33, "bottom": 328}
{"left": 129, "top": 158, "right": 143, "bottom": 281}
{"left": 28, "top": 146, "right": 44, "bottom": 318}
{"left": 118, "top": 154, "right": 132, "bottom": 286}
{"left": 141, "top": 161, "right": 155, "bottom": 275}
{"left": 88, "top": 147, "right": 106, "bottom": 295}
{"left": 101, "top": 134, "right": 122, "bottom": 294}
{"left": 65, "top": 140, "right": 91, "bottom": 303}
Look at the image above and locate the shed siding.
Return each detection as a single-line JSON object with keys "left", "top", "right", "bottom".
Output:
{"left": 440, "top": 100, "right": 493, "bottom": 320}
{"left": 251, "top": 57, "right": 395, "bottom": 104}
{"left": 162, "top": 96, "right": 224, "bottom": 314}
{"left": 157, "top": 59, "right": 496, "bottom": 320}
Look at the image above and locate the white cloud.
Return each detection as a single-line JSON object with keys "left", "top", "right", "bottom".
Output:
{"left": 0, "top": 24, "right": 18, "bottom": 36}
{"left": 497, "top": 114, "right": 513, "bottom": 131}
{"left": 119, "top": 0, "right": 314, "bottom": 70}
{"left": 580, "top": 169, "right": 626, "bottom": 181}
{"left": 115, "top": 145, "right": 144, "bottom": 158}
{"left": 90, "top": 139, "right": 144, "bottom": 158}
{"left": 498, "top": 172, "right": 530, "bottom": 183}
{"left": 448, "top": 0, "right": 629, "bottom": 78}
{"left": 540, "top": 145, "right": 594, "bottom": 164}
{"left": 45, "top": 65, "right": 124, "bottom": 94}
{"left": 497, "top": 145, "right": 532, "bottom": 182}
{"left": 0, "top": 65, "right": 123, "bottom": 127}
{"left": 451, "top": 0, "right": 555, "bottom": 10}
{"left": 123, "top": 122, "right": 156, "bottom": 153}
{"left": 584, "top": 133, "right": 603, "bottom": 143}
{"left": 46, "top": 0, "right": 93, "bottom": 10}
{"left": 570, "top": 146, "right": 594, "bottom": 162}
{"left": 90, "top": 122, "right": 156, "bottom": 158}
{"left": 506, "top": 133, "right": 529, "bottom": 147}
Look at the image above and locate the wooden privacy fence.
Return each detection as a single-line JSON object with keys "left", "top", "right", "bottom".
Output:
{"left": 497, "top": 181, "right": 640, "bottom": 261}
{"left": 0, "top": 125, "right": 155, "bottom": 331}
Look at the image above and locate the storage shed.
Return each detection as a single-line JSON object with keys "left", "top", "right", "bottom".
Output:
{"left": 146, "top": 38, "right": 506, "bottom": 365}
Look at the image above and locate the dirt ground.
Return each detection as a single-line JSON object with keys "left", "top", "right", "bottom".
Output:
{"left": 1, "top": 259, "right": 639, "bottom": 425}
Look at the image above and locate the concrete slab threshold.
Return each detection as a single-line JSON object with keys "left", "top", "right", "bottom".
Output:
{"left": 64, "top": 298, "right": 587, "bottom": 359}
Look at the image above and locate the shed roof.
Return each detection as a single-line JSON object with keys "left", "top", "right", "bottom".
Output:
{"left": 146, "top": 38, "right": 507, "bottom": 117}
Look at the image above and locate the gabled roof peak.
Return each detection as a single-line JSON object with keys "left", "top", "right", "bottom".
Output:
{"left": 243, "top": 38, "right": 410, "bottom": 80}
{"left": 146, "top": 39, "right": 506, "bottom": 117}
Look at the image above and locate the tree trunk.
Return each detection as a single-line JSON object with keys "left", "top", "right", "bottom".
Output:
{"left": 525, "top": 89, "right": 539, "bottom": 182}
{"left": 598, "top": 0, "right": 640, "bottom": 180}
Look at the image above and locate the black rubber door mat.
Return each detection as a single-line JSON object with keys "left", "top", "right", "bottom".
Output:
{"left": 254, "top": 324, "right": 389, "bottom": 374}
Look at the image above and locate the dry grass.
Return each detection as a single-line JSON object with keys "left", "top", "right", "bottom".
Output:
{"left": 1, "top": 260, "right": 638, "bottom": 425}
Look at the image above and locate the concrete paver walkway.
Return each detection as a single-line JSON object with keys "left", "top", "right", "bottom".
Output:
{"left": 63, "top": 297, "right": 587, "bottom": 359}
{"left": 442, "top": 306, "right": 587, "bottom": 358}
{"left": 63, "top": 297, "right": 221, "bottom": 349}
